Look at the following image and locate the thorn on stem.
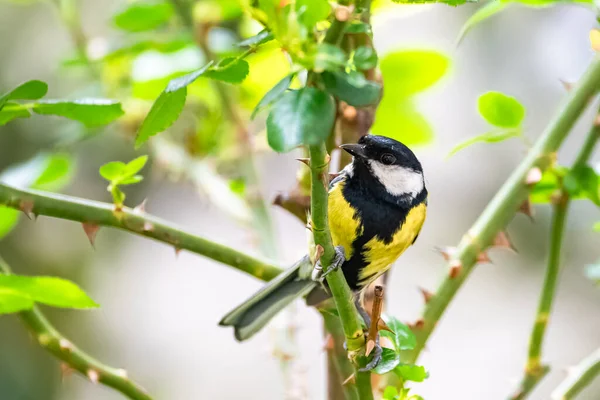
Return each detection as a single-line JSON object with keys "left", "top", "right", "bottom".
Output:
{"left": 418, "top": 287, "right": 433, "bottom": 304}
{"left": 435, "top": 246, "right": 457, "bottom": 261}
{"left": 560, "top": 79, "right": 574, "bottom": 92}
{"left": 314, "top": 244, "right": 324, "bottom": 265}
{"left": 143, "top": 222, "right": 154, "bottom": 232}
{"left": 116, "top": 369, "right": 128, "bottom": 379}
{"left": 59, "top": 338, "right": 72, "bottom": 351}
{"left": 477, "top": 251, "right": 492, "bottom": 264}
{"left": 493, "top": 231, "right": 517, "bottom": 252}
{"left": 408, "top": 319, "right": 425, "bottom": 330}
{"left": 19, "top": 200, "right": 34, "bottom": 220}
{"left": 323, "top": 334, "right": 335, "bottom": 351}
{"left": 87, "top": 369, "right": 100, "bottom": 384}
{"left": 377, "top": 318, "right": 393, "bottom": 333}
{"left": 133, "top": 199, "right": 147, "bottom": 214}
{"left": 174, "top": 247, "right": 182, "bottom": 257}
{"left": 525, "top": 167, "right": 542, "bottom": 185}
{"left": 449, "top": 260, "right": 462, "bottom": 278}
{"left": 296, "top": 158, "right": 310, "bottom": 167}
{"left": 342, "top": 373, "right": 356, "bottom": 386}
{"left": 518, "top": 198, "right": 535, "bottom": 221}
{"left": 82, "top": 223, "right": 100, "bottom": 247}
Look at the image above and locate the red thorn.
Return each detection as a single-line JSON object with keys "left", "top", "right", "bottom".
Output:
{"left": 377, "top": 318, "right": 394, "bottom": 333}
{"left": 436, "top": 246, "right": 457, "bottom": 261}
{"left": 82, "top": 223, "right": 100, "bottom": 247}
{"left": 518, "top": 198, "right": 535, "bottom": 221}
{"left": 59, "top": 338, "right": 72, "bottom": 351}
{"left": 87, "top": 369, "right": 100, "bottom": 384}
{"left": 143, "top": 222, "right": 154, "bottom": 232}
{"left": 19, "top": 200, "right": 34, "bottom": 219}
{"left": 323, "top": 334, "right": 335, "bottom": 351}
{"left": 408, "top": 319, "right": 425, "bottom": 330}
{"left": 296, "top": 158, "right": 310, "bottom": 166}
{"left": 60, "top": 363, "right": 74, "bottom": 381}
{"left": 314, "top": 244, "right": 324, "bottom": 264}
{"left": 342, "top": 373, "right": 356, "bottom": 386}
{"left": 174, "top": 247, "right": 182, "bottom": 257}
{"left": 365, "top": 340, "right": 375, "bottom": 356}
{"left": 493, "top": 231, "right": 517, "bottom": 252}
{"left": 560, "top": 79, "right": 574, "bottom": 92}
{"left": 525, "top": 167, "right": 542, "bottom": 185}
{"left": 449, "top": 261, "right": 462, "bottom": 278}
{"left": 477, "top": 251, "right": 492, "bottom": 264}
{"left": 418, "top": 287, "right": 433, "bottom": 304}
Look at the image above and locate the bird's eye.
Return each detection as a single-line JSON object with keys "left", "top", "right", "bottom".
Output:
{"left": 380, "top": 154, "right": 396, "bottom": 165}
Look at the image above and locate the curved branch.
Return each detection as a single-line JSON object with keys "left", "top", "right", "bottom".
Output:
{"left": 401, "top": 55, "right": 600, "bottom": 364}
{"left": 551, "top": 348, "right": 600, "bottom": 400}
{"left": 0, "top": 184, "right": 281, "bottom": 282}
{"left": 0, "top": 256, "right": 151, "bottom": 400}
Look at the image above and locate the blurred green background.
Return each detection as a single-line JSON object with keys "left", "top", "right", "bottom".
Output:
{"left": 1, "top": 0, "right": 599, "bottom": 399}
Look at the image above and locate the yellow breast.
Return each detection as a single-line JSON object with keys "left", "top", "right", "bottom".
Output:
{"left": 328, "top": 180, "right": 362, "bottom": 260}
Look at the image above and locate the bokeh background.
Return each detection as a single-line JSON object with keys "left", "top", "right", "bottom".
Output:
{"left": 1, "top": 1, "right": 599, "bottom": 399}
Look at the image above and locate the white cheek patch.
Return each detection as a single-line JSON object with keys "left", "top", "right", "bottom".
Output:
{"left": 367, "top": 160, "right": 424, "bottom": 198}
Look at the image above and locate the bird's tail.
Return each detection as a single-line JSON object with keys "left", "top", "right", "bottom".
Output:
{"left": 219, "top": 256, "right": 317, "bottom": 341}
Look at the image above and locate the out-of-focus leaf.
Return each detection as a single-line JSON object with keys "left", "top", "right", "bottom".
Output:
{"left": 563, "top": 165, "right": 600, "bottom": 205}
{"left": 0, "top": 288, "right": 34, "bottom": 314}
{"left": 296, "top": 0, "right": 330, "bottom": 27}
{"left": 448, "top": 129, "right": 521, "bottom": 157}
{"left": 0, "top": 208, "right": 19, "bottom": 240}
{"left": 0, "top": 275, "right": 98, "bottom": 309}
{"left": 593, "top": 221, "right": 600, "bottom": 232}
{"left": 457, "top": 1, "right": 508, "bottom": 45}
{"left": 123, "top": 155, "right": 149, "bottom": 177}
{"left": 104, "top": 37, "right": 193, "bottom": 61}
{"left": 0, "top": 80, "right": 47, "bottom": 110}
{"left": 193, "top": 0, "right": 244, "bottom": 23}
{"left": 135, "top": 63, "right": 214, "bottom": 148}
{"left": 345, "top": 21, "right": 372, "bottom": 34}
{"left": 237, "top": 29, "right": 274, "bottom": 47}
{"left": 379, "top": 50, "right": 449, "bottom": 97}
{"left": 266, "top": 88, "right": 336, "bottom": 152}
{"left": 585, "top": 263, "right": 600, "bottom": 284}
{"left": 119, "top": 175, "right": 144, "bottom": 185}
{"left": 380, "top": 316, "right": 417, "bottom": 350}
{"left": 32, "top": 99, "right": 124, "bottom": 127}
{"left": 373, "top": 347, "right": 400, "bottom": 374}
{"left": 0, "top": 103, "right": 31, "bottom": 125}
{"left": 204, "top": 58, "right": 250, "bottom": 83}
{"left": 113, "top": 1, "right": 174, "bottom": 32}
{"left": 513, "top": 0, "right": 593, "bottom": 7}
{"left": 478, "top": 91, "right": 525, "bottom": 128}
{"left": 322, "top": 71, "right": 382, "bottom": 107}
{"left": 251, "top": 73, "right": 294, "bottom": 119}
{"left": 392, "top": 0, "right": 477, "bottom": 5}
{"left": 372, "top": 100, "right": 434, "bottom": 146}
{"left": 314, "top": 43, "right": 347, "bottom": 72}
{"left": 383, "top": 386, "right": 399, "bottom": 400}
{"left": 353, "top": 46, "right": 378, "bottom": 70}
{"left": 32, "top": 153, "right": 73, "bottom": 191}
{"left": 395, "top": 364, "right": 428, "bottom": 382}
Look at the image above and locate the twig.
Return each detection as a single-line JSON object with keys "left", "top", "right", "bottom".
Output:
{"left": 366, "top": 286, "right": 384, "bottom": 357}
{"left": 0, "top": 256, "right": 151, "bottom": 400}
{"left": 0, "top": 183, "right": 281, "bottom": 282}
{"left": 508, "top": 111, "right": 600, "bottom": 400}
{"left": 400, "top": 55, "right": 600, "bottom": 365}
{"left": 551, "top": 348, "right": 600, "bottom": 400}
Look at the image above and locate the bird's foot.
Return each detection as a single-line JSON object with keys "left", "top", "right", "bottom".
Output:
{"left": 311, "top": 245, "right": 346, "bottom": 282}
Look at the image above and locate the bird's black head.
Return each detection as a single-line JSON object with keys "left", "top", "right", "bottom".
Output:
{"left": 340, "top": 135, "right": 425, "bottom": 202}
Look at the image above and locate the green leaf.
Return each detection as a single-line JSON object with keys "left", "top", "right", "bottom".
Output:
{"left": 251, "top": 73, "right": 294, "bottom": 120}
{"left": 119, "top": 175, "right": 144, "bottom": 185}
{"left": 395, "top": 364, "right": 429, "bottom": 382}
{"left": 563, "top": 165, "right": 600, "bottom": 205}
{"left": 99, "top": 161, "right": 126, "bottom": 181}
{"left": 379, "top": 50, "right": 449, "bottom": 97}
{"left": 373, "top": 347, "right": 401, "bottom": 374}
{"left": 0, "top": 207, "right": 19, "bottom": 240}
{"left": 124, "top": 155, "right": 149, "bottom": 177}
{"left": 314, "top": 43, "right": 347, "bottom": 72}
{"left": 237, "top": 30, "right": 274, "bottom": 47}
{"left": 33, "top": 153, "right": 73, "bottom": 190}
{"left": 448, "top": 129, "right": 521, "bottom": 157}
{"left": 353, "top": 46, "right": 378, "bottom": 70}
{"left": 381, "top": 316, "right": 417, "bottom": 351}
{"left": 113, "top": 1, "right": 174, "bottom": 32}
{"left": 457, "top": 1, "right": 508, "bottom": 45}
{"left": 593, "top": 221, "right": 600, "bottom": 232}
{"left": 0, "top": 102, "right": 31, "bottom": 125}
{"left": 0, "top": 80, "right": 47, "bottom": 110}
{"left": 392, "top": 0, "right": 477, "bottom": 5}
{"left": 322, "top": 71, "right": 382, "bottom": 107}
{"left": 0, "top": 275, "right": 98, "bottom": 309}
{"left": 0, "top": 288, "right": 34, "bottom": 314}
{"left": 345, "top": 21, "right": 372, "bottom": 34}
{"left": 383, "top": 386, "right": 399, "bottom": 400}
{"left": 372, "top": 100, "right": 434, "bottom": 146}
{"left": 266, "top": 88, "right": 336, "bottom": 152}
{"left": 296, "top": 0, "right": 330, "bottom": 27}
{"left": 478, "top": 91, "right": 525, "bottom": 128}
{"left": 204, "top": 58, "right": 250, "bottom": 84}
{"left": 33, "top": 99, "right": 124, "bottom": 127}
{"left": 531, "top": 168, "right": 562, "bottom": 204}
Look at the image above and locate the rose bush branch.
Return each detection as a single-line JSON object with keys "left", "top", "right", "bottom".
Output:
{"left": 401, "top": 55, "right": 600, "bottom": 364}
{"left": 0, "top": 256, "right": 151, "bottom": 400}
{"left": 0, "top": 183, "right": 281, "bottom": 282}
{"left": 508, "top": 112, "right": 600, "bottom": 400}
{"left": 551, "top": 348, "right": 600, "bottom": 400}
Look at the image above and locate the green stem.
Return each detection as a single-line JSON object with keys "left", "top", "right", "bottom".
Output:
{"left": 323, "top": 311, "right": 360, "bottom": 400}
{"left": 0, "top": 183, "right": 281, "bottom": 282}
{"left": 508, "top": 113, "right": 600, "bottom": 400}
{"left": 401, "top": 55, "right": 600, "bottom": 364}
{"left": 0, "top": 256, "right": 151, "bottom": 400}
{"left": 551, "top": 348, "right": 600, "bottom": 400}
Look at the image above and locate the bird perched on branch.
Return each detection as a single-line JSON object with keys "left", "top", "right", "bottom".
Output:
{"left": 220, "top": 135, "right": 427, "bottom": 367}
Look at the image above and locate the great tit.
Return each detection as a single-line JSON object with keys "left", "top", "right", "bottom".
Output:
{"left": 220, "top": 135, "right": 427, "bottom": 342}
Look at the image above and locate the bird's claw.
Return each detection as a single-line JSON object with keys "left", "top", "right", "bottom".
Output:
{"left": 359, "top": 340, "right": 383, "bottom": 372}
{"left": 311, "top": 245, "right": 346, "bottom": 282}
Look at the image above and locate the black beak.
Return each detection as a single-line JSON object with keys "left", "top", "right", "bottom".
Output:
{"left": 340, "top": 143, "right": 367, "bottom": 158}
